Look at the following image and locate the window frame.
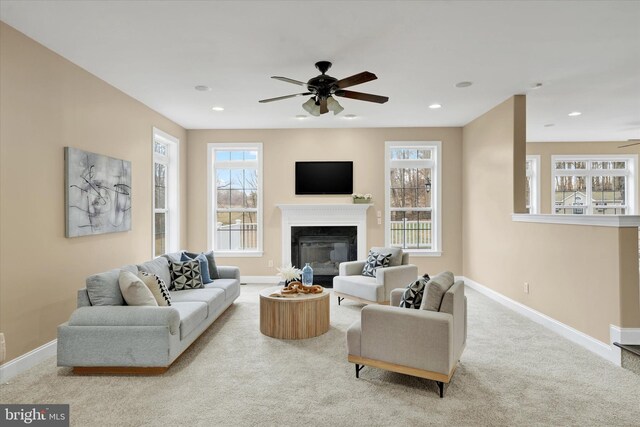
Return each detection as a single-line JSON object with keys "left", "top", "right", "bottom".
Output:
{"left": 526, "top": 155, "right": 540, "bottom": 214}
{"left": 384, "top": 141, "right": 442, "bottom": 256}
{"left": 551, "top": 154, "right": 637, "bottom": 215}
{"left": 152, "top": 128, "right": 180, "bottom": 257}
{"left": 207, "top": 142, "right": 264, "bottom": 257}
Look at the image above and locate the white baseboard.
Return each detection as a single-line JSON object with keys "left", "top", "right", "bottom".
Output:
{"left": 241, "top": 275, "right": 280, "bottom": 284}
{"left": 0, "top": 339, "right": 57, "bottom": 383}
{"left": 462, "top": 276, "right": 631, "bottom": 366}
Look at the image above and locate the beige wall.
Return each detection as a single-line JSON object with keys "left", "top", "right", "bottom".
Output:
{"left": 463, "top": 96, "right": 640, "bottom": 343}
{"left": 0, "top": 22, "right": 187, "bottom": 363}
{"left": 186, "top": 128, "right": 463, "bottom": 277}
{"left": 527, "top": 141, "right": 640, "bottom": 214}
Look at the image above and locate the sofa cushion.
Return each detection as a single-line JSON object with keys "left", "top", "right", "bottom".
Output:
{"left": 181, "top": 252, "right": 212, "bottom": 284}
{"left": 171, "top": 302, "right": 208, "bottom": 340}
{"left": 185, "top": 251, "right": 220, "bottom": 280}
{"left": 362, "top": 251, "right": 391, "bottom": 277}
{"left": 170, "top": 288, "right": 225, "bottom": 318}
{"left": 86, "top": 264, "right": 138, "bottom": 306}
{"left": 119, "top": 271, "right": 158, "bottom": 306}
{"left": 162, "top": 251, "right": 184, "bottom": 263}
{"left": 399, "top": 276, "right": 429, "bottom": 309}
{"left": 138, "top": 257, "right": 171, "bottom": 289}
{"left": 420, "top": 271, "right": 454, "bottom": 312}
{"left": 370, "top": 246, "right": 404, "bottom": 267}
{"left": 169, "top": 260, "right": 203, "bottom": 291}
{"left": 334, "top": 275, "right": 381, "bottom": 302}
{"left": 138, "top": 271, "right": 172, "bottom": 306}
{"left": 205, "top": 279, "right": 239, "bottom": 302}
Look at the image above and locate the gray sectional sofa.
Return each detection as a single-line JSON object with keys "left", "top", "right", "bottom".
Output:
{"left": 57, "top": 251, "right": 240, "bottom": 373}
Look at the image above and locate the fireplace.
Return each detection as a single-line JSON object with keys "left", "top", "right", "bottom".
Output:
{"left": 277, "top": 203, "right": 372, "bottom": 285}
{"left": 291, "top": 226, "right": 357, "bottom": 286}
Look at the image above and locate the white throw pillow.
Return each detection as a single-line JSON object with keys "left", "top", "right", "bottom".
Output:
{"left": 118, "top": 270, "right": 158, "bottom": 306}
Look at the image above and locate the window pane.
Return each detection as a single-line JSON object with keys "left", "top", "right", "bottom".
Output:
{"left": 215, "top": 151, "right": 230, "bottom": 162}
{"left": 154, "top": 212, "right": 166, "bottom": 257}
{"left": 244, "top": 168, "right": 257, "bottom": 190}
{"left": 554, "top": 176, "right": 587, "bottom": 214}
{"left": 389, "top": 210, "right": 432, "bottom": 249}
{"left": 390, "top": 148, "right": 431, "bottom": 160}
{"left": 591, "top": 161, "right": 626, "bottom": 170}
{"left": 389, "top": 167, "right": 430, "bottom": 209}
{"left": 592, "top": 176, "right": 626, "bottom": 214}
{"left": 154, "top": 162, "right": 166, "bottom": 209}
{"left": 154, "top": 141, "right": 167, "bottom": 156}
{"left": 245, "top": 189, "right": 258, "bottom": 208}
{"left": 555, "top": 161, "right": 586, "bottom": 170}
{"left": 242, "top": 212, "right": 258, "bottom": 250}
{"left": 230, "top": 169, "right": 243, "bottom": 189}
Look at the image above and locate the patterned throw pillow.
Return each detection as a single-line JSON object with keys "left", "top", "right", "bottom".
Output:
{"left": 138, "top": 271, "right": 172, "bottom": 306}
{"left": 399, "top": 274, "right": 431, "bottom": 309}
{"left": 361, "top": 251, "right": 392, "bottom": 277}
{"left": 169, "top": 260, "right": 203, "bottom": 291}
{"left": 181, "top": 252, "right": 212, "bottom": 284}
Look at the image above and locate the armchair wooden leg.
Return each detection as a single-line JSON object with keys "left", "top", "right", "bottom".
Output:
{"left": 355, "top": 363, "right": 364, "bottom": 378}
{"left": 337, "top": 296, "right": 344, "bottom": 305}
{"left": 436, "top": 381, "right": 444, "bottom": 398}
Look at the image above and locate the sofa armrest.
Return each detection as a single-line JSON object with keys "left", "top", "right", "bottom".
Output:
{"left": 376, "top": 264, "right": 418, "bottom": 299}
{"left": 359, "top": 305, "right": 454, "bottom": 374}
{"left": 68, "top": 306, "right": 180, "bottom": 335}
{"left": 217, "top": 266, "right": 240, "bottom": 280}
{"left": 339, "top": 260, "right": 366, "bottom": 276}
{"left": 390, "top": 288, "right": 404, "bottom": 307}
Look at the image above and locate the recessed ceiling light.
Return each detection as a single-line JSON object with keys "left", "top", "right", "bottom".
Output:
{"left": 195, "top": 85, "right": 211, "bottom": 91}
{"left": 544, "top": 123, "right": 555, "bottom": 127}
{"left": 428, "top": 103, "right": 442, "bottom": 109}
{"left": 343, "top": 114, "right": 357, "bottom": 119}
{"left": 295, "top": 115, "right": 307, "bottom": 119}
{"left": 568, "top": 111, "right": 582, "bottom": 117}
{"left": 211, "top": 106, "right": 224, "bottom": 112}
{"left": 455, "top": 81, "right": 473, "bottom": 88}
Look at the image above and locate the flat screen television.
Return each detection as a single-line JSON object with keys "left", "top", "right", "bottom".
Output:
{"left": 295, "top": 161, "right": 353, "bottom": 195}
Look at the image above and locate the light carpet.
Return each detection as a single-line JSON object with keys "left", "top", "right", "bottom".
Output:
{"left": 1, "top": 284, "right": 639, "bottom": 426}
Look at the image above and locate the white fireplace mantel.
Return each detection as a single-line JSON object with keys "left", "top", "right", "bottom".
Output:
{"left": 277, "top": 204, "right": 372, "bottom": 265}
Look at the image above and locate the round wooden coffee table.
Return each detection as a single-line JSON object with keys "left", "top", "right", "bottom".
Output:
{"left": 259, "top": 286, "right": 330, "bottom": 339}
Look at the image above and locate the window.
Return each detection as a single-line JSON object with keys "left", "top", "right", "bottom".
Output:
{"left": 153, "top": 128, "right": 179, "bottom": 257}
{"left": 552, "top": 155, "right": 637, "bottom": 215}
{"left": 526, "top": 155, "right": 540, "bottom": 214}
{"left": 208, "top": 143, "right": 263, "bottom": 256}
{"left": 385, "top": 141, "right": 441, "bottom": 255}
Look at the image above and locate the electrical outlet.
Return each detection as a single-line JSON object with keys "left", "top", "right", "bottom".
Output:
{"left": 268, "top": 260, "right": 274, "bottom": 268}
{"left": 524, "top": 282, "right": 530, "bottom": 294}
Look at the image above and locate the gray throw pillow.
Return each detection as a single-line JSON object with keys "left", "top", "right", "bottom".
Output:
{"left": 369, "top": 246, "right": 403, "bottom": 267}
{"left": 420, "top": 271, "right": 455, "bottom": 312}
{"left": 86, "top": 264, "right": 138, "bottom": 306}
{"left": 184, "top": 251, "right": 220, "bottom": 280}
{"left": 138, "top": 257, "right": 171, "bottom": 287}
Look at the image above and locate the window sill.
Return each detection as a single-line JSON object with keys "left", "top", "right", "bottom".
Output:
{"left": 214, "top": 251, "right": 264, "bottom": 258}
{"left": 404, "top": 250, "right": 442, "bottom": 257}
{"left": 511, "top": 214, "right": 640, "bottom": 227}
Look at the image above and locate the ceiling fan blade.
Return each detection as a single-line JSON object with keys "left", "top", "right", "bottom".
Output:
{"left": 320, "top": 98, "right": 328, "bottom": 114}
{"left": 259, "top": 92, "right": 312, "bottom": 103}
{"left": 334, "top": 71, "right": 377, "bottom": 89}
{"left": 271, "top": 76, "right": 307, "bottom": 86}
{"left": 335, "top": 90, "right": 389, "bottom": 104}
{"left": 618, "top": 141, "right": 640, "bottom": 148}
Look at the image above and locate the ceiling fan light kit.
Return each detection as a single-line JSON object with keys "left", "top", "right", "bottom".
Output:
{"left": 259, "top": 61, "right": 389, "bottom": 116}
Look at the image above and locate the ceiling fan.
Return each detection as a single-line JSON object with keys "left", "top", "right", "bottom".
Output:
{"left": 258, "top": 61, "right": 389, "bottom": 116}
{"left": 618, "top": 139, "right": 640, "bottom": 148}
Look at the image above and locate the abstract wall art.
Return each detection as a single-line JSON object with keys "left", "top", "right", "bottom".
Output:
{"left": 65, "top": 147, "right": 132, "bottom": 237}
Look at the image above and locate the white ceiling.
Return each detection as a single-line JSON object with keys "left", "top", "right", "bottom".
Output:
{"left": 1, "top": 1, "right": 639, "bottom": 142}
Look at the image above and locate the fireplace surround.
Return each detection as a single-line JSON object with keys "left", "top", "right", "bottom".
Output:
{"left": 277, "top": 204, "right": 372, "bottom": 284}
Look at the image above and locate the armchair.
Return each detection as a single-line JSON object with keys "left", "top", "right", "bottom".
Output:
{"left": 346, "top": 280, "right": 467, "bottom": 397}
{"left": 333, "top": 247, "right": 418, "bottom": 305}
